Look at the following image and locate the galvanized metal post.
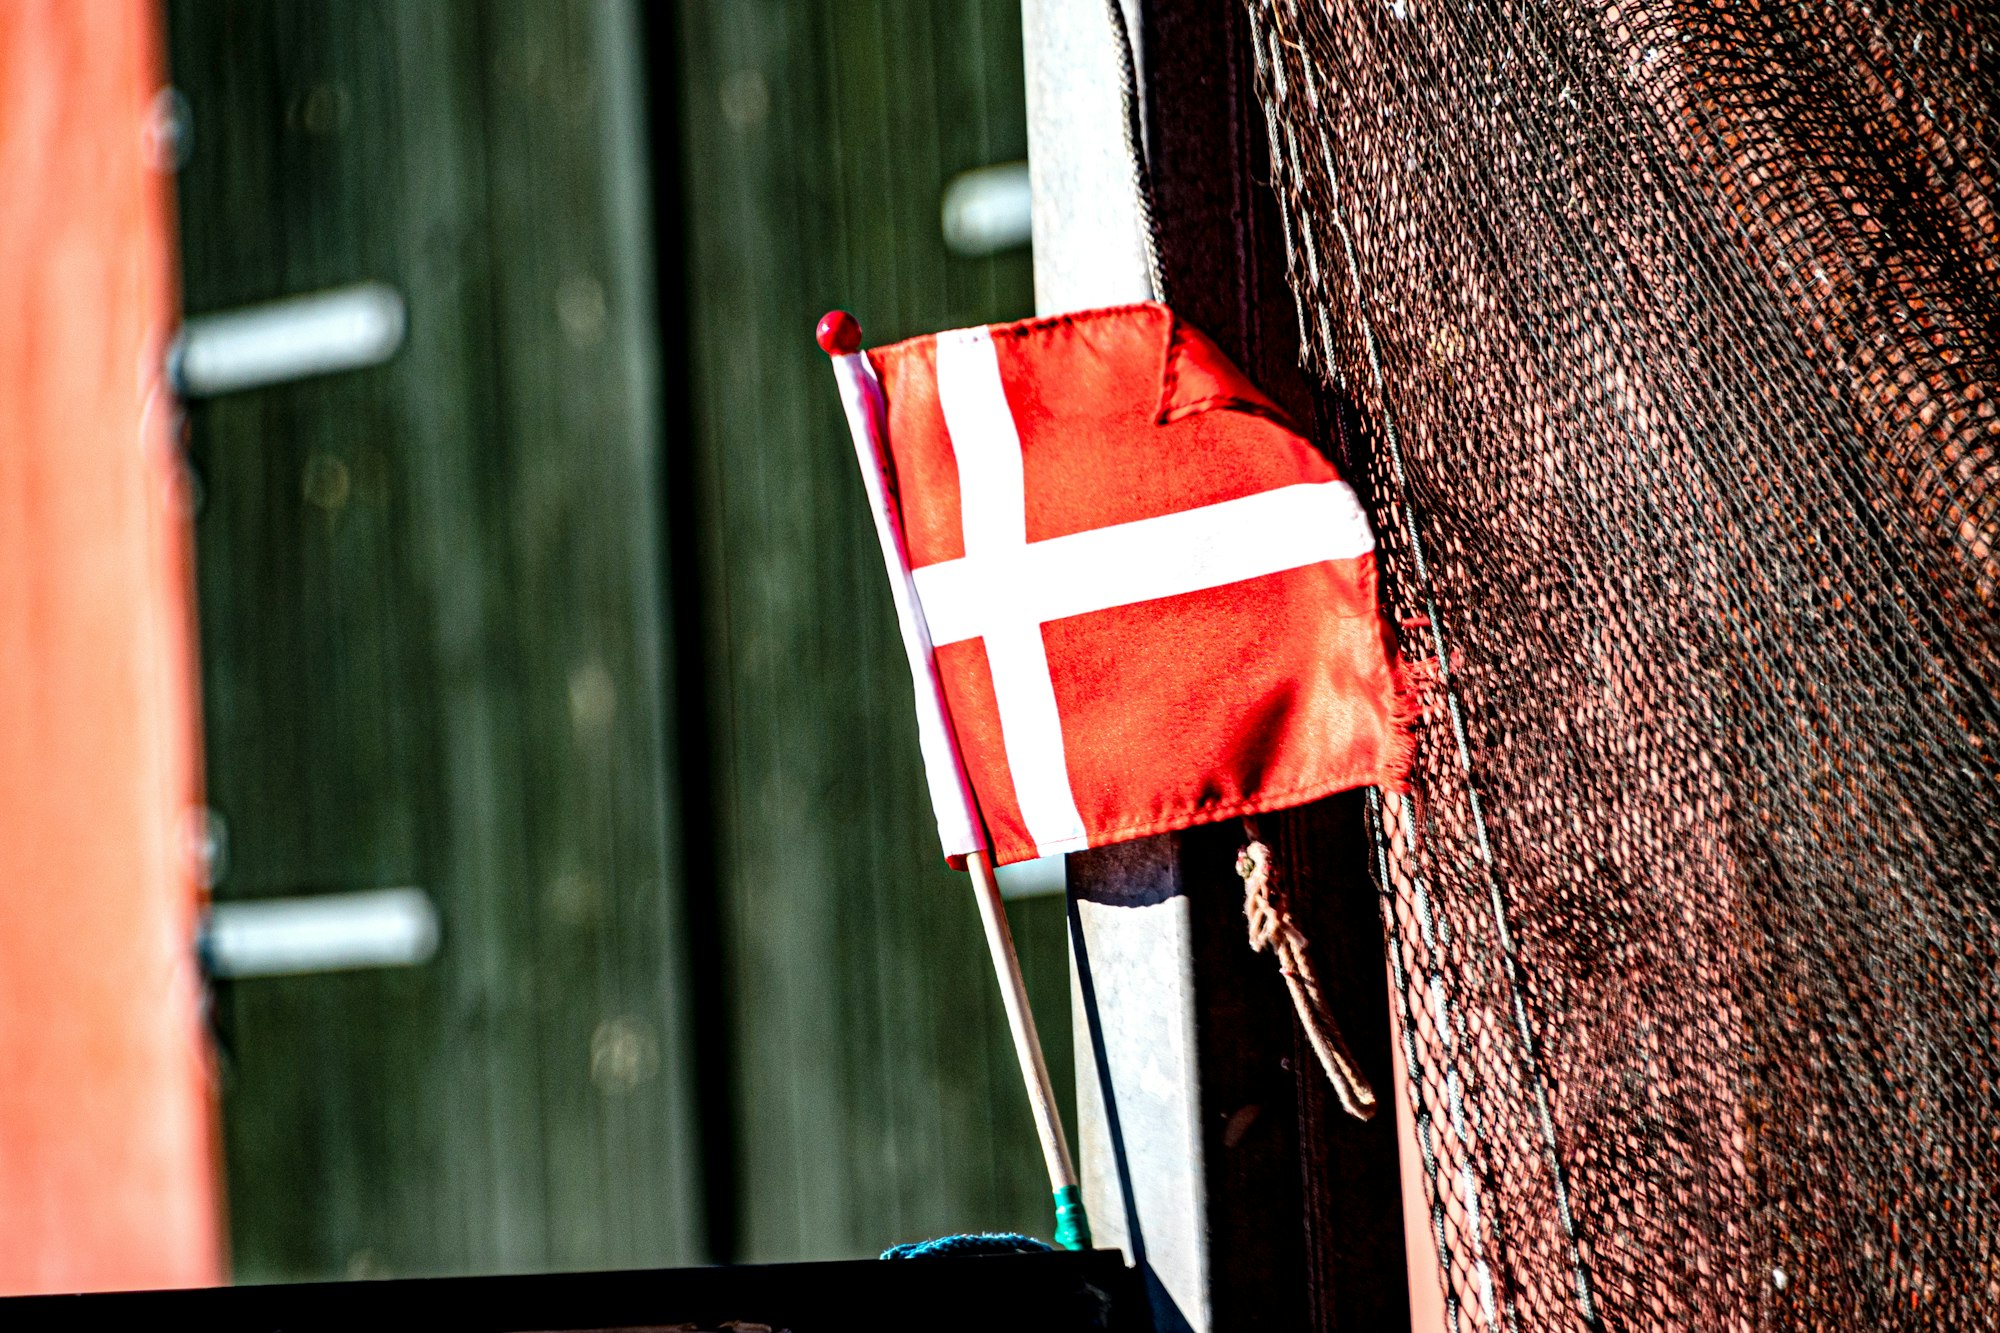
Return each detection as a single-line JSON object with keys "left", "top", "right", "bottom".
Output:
{"left": 1021, "top": 5, "right": 1206, "bottom": 1327}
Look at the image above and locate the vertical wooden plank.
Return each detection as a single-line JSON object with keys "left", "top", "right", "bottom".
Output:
{"left": 1141, "top": 0, "right": 1412, "bottom": 1313}
{"left": 671, "top": 0, "right": 1069, "bottom": 1262}
{"left": 167, "top": 0, "right": 700, "bottom": 1281}
{"left": 469, "top": 0, "right": 700, "bottom": 1273}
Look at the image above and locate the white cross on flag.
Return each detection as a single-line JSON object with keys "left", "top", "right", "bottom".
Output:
{"left": 820, "top": 302, "right": 1410, "bottom": 868}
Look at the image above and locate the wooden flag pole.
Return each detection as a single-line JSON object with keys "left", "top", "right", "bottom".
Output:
{"left": 817, "top": 310, "right": 1089, "bottom": 1251}
{"left": 965, "top": 848, "right": 1088, "bottom": 1250}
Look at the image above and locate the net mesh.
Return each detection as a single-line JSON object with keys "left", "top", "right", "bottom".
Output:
{"left": 1242, "top": 0, "right": 2000, "bottom": 1326}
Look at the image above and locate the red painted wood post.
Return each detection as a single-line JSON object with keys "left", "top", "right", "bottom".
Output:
{"left": 0, "top": 0, "right": 222, "bottom": 1293}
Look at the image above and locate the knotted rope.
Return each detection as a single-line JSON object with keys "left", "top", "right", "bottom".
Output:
{"left": 1236, "top": 823, "right": 1377, "bottom": 1120}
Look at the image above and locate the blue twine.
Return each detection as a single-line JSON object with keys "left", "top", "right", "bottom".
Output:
{"left": 879, "top": 1231, "right": 1056, "bottom": 1260}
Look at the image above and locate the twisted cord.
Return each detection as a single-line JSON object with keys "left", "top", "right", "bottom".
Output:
{"left": 1101, "top": 0, "right": 1167, "bottom": 304}
{"left": 1237, "top": 828, "right": 1377, "bottom": 1120}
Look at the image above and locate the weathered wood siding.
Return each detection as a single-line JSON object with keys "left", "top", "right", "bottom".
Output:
{"left": 169, "top": 0, "right": 700, "bottom": 1281}
{"left": 169, "top": 0, "right": 1068, "bottom": 1279}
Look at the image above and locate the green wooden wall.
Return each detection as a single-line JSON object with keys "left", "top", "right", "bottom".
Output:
{"left": 670, "top": 0, "right": 1071, "bottom": 1263}
{"left": 169, "top": 0, "right": 701, "bottom": 1281}
{"left": 168, "top": 0, "right": 1069, "bottom": 1280}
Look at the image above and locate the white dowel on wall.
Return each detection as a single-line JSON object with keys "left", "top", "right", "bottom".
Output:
{"left": 202, "top": 887, "right": 439, "bottom": 979}
{"left": 172, "top": 282, "right": 406, "bottom": 397}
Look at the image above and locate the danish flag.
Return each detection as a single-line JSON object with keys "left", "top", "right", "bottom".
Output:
{"left": 819, "top": 303, "right": 1408, "bottom": 868}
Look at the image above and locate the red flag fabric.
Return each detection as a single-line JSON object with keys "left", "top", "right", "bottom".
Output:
{"left": 826, "top": 302, "right": 1408, "bottom": 868}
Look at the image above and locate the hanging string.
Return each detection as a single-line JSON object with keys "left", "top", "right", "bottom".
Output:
{"left": 1238, "top": 819, "right": 1378, "bottom": 1121}
{"left": 1102, "top": 0, "right": 1168, "bottom": 304}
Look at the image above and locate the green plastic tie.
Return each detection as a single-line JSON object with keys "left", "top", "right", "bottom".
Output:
{"left": 1052, "top": 1184, "right": 1091, "bottom": 1251}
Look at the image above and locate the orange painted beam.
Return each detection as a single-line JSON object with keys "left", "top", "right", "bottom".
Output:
{"left": 0, "top": 0, "right": 222, "bottom": 1294}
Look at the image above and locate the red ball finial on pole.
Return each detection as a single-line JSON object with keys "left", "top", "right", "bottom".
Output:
{"left": 816, "top": 309, "right": 862, "bottom": 356}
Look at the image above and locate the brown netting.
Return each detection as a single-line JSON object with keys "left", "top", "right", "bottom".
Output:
{"left": 1242, "top": 0, "right": 2000, "bottom": 1326}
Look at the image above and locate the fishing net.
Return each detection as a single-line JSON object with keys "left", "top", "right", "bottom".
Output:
{"left": 1242, "top": 0, "right": 2000, "bottom": 1326}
